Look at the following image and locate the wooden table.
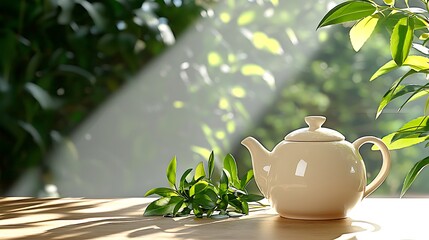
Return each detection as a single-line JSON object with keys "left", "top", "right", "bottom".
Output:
{"left": 0, "top": 197, "right": 428, "bottom": 239}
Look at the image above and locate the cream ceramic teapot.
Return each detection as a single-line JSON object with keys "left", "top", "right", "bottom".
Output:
{"left": 241, "top": 116, "right": 391, "bottom": 220}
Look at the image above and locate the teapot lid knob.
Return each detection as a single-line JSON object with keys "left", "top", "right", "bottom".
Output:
{"left": 284, "top": 115, "right": 344, "bottom": 142}
{"left": 305, "top": 116, "right": 326, "bottom": 131}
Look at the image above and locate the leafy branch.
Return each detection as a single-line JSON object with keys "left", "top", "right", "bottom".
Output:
{"left": 143, "top": 152, "right": 264, "bottom": 218}
{"left": 318, "top": 0, "right": 429, "bottom": 196}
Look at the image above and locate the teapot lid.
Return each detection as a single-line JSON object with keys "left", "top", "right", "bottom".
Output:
{"left": 284, "top": 116, "right": 344, "bottom": 142}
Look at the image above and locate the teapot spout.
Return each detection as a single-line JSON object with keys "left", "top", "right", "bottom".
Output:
{"left": 241, "top": 137, "right": 271, "bottom": 198}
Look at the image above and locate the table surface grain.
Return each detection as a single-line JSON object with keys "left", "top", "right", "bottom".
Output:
{"left": 0, "top": 197, "right": 428, "bottom": 239}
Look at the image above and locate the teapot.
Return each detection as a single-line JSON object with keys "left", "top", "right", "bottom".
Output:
{"left": 241, "top": 116, "right": 391, "bottom": 220}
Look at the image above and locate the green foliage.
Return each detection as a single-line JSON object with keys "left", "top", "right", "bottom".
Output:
{"left": 0, "top": 0, "right": 202, "bottom": 193}
{"left": 317, "top": 1, "right": 376, "bottom": 28}
{"left": 390, "top": 17, "right": 414, "bottom": 65}
{"left": 401, "top": 156, "right": 429, "bottom": 196}
{"left": 318, "top": 0, "right": 429, "bottom": 195}
{"left": 144, "top": 152, "right": 264, "bottom": 218}
{"left": 350, "top": 15, "right": 380, "bottom": 51}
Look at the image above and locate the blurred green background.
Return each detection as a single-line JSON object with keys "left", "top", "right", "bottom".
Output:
{"left": 1, "top": 0, "right": 427, "bottom": 197}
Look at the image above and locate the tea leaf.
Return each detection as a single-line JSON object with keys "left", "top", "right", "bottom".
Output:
{"left": 219, "top": 169, "right": 229, "bottom": 193}
{"left": 167, "top": 156, "right": 177, "bottom": 189}
{"left": 144, "top": 196, "right": 182, "bottom": 216}
{"left": 240, "top": 194, "right": 265, "bottom": 202}
{"left": 180, "top": 168, "right": 193, "bottom": 189}
{"left": 172, "top": 199, "right": 184, "bottom": 216}
{"left": 194, "top": 162, "right": 206, "bottom": 181}
{"left": 145, "top": 153, "right": 264, "bottom": 219}
{"left": 189, "top": 181, "right": 208, "bottom": 197}
{"left": 208, "top": 151, "right": 215, "bottom": 180}
{"left": 193, "top": 188, "right": 217, "bottom": 209}
{"left": 242, "top": 201, "right": 249, "bottom": 215}
{"left": 144, "top": 187, "right": 178, "bottom": 197}
{"left": 240, "top": 169, "right": 254, "bottom": 189}
{"left": 193, "top": 205, "right": 203, "bottom": 218}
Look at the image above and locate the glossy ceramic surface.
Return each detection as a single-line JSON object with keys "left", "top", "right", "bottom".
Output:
{"left": 241, "top": 116, "right": 391, "bottom": 220}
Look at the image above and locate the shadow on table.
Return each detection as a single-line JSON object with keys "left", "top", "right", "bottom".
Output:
{"left": 128, "top": 214, "right": 379, "bottom": 240}
{"left": 0, "top": 198, "right": 379, "bottom": 240}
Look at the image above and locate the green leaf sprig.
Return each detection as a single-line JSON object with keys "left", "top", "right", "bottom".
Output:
{"left": 143, "top": 152, "right": 264, "bottom": 218}
{"left": 317, "top": 0, "right": 429, "bottom": 196}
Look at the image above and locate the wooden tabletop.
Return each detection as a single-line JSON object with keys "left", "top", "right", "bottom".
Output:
{"left": 0, "top": 197, "right": 428, "bottom": 239}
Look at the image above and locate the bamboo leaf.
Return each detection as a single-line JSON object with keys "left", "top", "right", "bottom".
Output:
{"left": 394, "top": 116, "right": 429, "bottom": 136}
{"left": 350, "top": 15, "right": 379, "bottom": 51}
{"left": 398, "top": 84, "right": 429, "bottom": 111}
{"left": 373, "top": 132, "right": 426, "bottom": 150}
{"left": 24, "top": 82, "right": 60, "bottom": 110}
{"left": 372, "top": 117, "right": 429, "bottom": 150}
{"left": 398, "top": 116, "right": 428, "bottom": 132}
{"left": 370, "top": 60, "right": 398, "bottom": 81}
{"left": 370, "top": 56, "right": 429, "bottom": 81}
{"left": 376, "top": 74, "right": 418, "bottom": 118}
{"left": 18, "top": 121, "right": 45, "bottom": 152}
{"left": 58, "top": 64, "right": 96, "bottom": 84}
{"left": 57, "top": 0, "right": 75, "bottom": 24}
{"left": 390, "top": 17, "right": 414, "bottom": 65}
{"left": 401, "top": 156, "right": 429, "bottom": 197}
{"left": 317, "top": 1, "right": 376, "bottom": 28}
{"left": 79, "top": 1, "right": 106, "bottom": 30}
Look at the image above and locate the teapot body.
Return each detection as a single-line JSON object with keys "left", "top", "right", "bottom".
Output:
{"left": 241, "top": 116, "right": 391, "bottom": 220}
{"left": 266, "top": 140, "right": 366, "bottom": 220}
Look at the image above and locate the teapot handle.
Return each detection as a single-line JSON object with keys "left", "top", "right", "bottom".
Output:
{"left": 353, "top": 136, "right": 391, "bottom": 198}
